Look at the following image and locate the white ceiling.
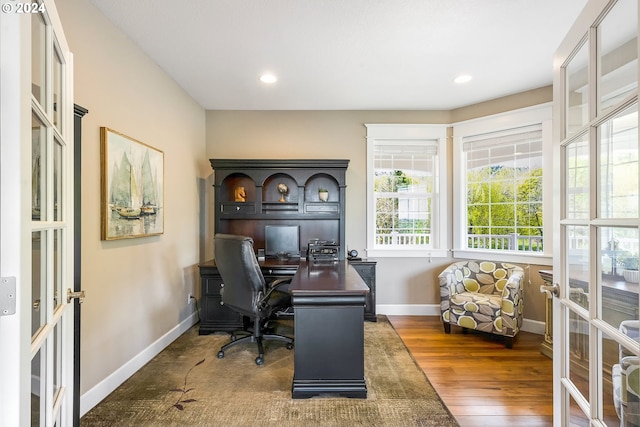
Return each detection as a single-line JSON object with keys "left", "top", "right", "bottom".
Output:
{"left": 89, "top": 0, "right": 588, "bottom": 110}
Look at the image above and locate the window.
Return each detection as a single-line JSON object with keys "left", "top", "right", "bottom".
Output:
{"left": 366, "top": 124, "right": 448, "bottom": 258}
{"left": 453, "top": 105, "right": 552, "bottom": 264}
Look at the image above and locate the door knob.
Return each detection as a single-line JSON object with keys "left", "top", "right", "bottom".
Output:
{"left": 540, "top": 283, "right": 559, "bottom": 298}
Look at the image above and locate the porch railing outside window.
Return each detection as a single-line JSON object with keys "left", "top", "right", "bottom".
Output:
{"left": 467, "top": 232, "right": 543, "bottom": 252}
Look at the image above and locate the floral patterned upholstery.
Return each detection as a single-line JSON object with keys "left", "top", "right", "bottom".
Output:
{"left": 438, "top": 260, "right": 524, "bottom": 348}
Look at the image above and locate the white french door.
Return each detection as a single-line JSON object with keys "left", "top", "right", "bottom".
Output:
{"left": 0, "top": 1, "right": 76, "bottom": 426}
{"left": 553, "top": 0, "right": 640, "bottom": 425}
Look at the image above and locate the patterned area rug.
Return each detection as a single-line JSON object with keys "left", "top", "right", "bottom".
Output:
{"left": 81, "top": 316, "right": 458, "bottom": 426}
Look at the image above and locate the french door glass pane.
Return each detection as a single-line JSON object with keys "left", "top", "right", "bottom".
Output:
{"left": 599, "top": 104, "right": 639, "bottom": 219}
{"left": 31, "top": 12, "right": 46, "bottom": 107}
{"left": 54, "top": 229, "right": 62, "bottom": 310}
{"left": 31, "top": 345, "right": 43, "bottom": 427}
{"left": 53, "top": 47, "right": 62, "bottom": 131}
{"left": 54, "top": 138, "right": 63, "bottom": 221}
{"left": 567, "top": 225, "right": 590, "bottom": 312}
{"left": 53, "top": 324, "right": 61, "bottom": 411}
{"left": 32, "top": 231, "right": 46, "bottom": 337}
{"left": 604, "top": 327, "right": 639, "bottom": 426}
{"left": 565, "top": 134, "right": 590, "bottom": 219}
{"left": 601, "top": 226, "right": 639, "bottom": 277}
{"left": 569, "top": 391, "right": 589, "bottom": 426}
{"left": 32, "top": 114, "right": 46, "bottom": 221}
{"left": 566, "top": 42, "right": 590, "bottom": 139}
{"left": 598, "top": 0, "right": 638, "bottom": 114}
{"left": 569, "top": 311, "right": 590, "bottom": 405}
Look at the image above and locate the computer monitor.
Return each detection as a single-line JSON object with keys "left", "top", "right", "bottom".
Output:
{"left": 265, "top": 225, "right": 300, "bottom": 258}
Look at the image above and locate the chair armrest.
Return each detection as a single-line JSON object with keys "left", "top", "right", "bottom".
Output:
{"left": 500, "top": 272, "right": 524, "bottom": 336}
{"left": 269, "top": 277, "right": 292, "bottom": 291}
{"left": 504, "top": 273, "right": 523, "bottom": 292}
{"left": 438, "top": 266, "right": 464, "bottom": 295}
{"left": 258, "top": 277, "right": 292, "bottom": 309}
{"left": 439, "top": 264, "right": 466, "bottom": 318}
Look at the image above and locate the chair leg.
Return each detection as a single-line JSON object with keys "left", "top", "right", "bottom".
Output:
{"left": 218, "top": 334, "right": 256, "bottom": 355}
{"left": 443, "top": 323, "right": 451, "bottom": 334}
{"left": 505, "top": 336, "right": 514, "bottom": 349}
{"left": 217, "top": 318, "right": 294, "bottom": 365}
{"left": 263, "top": 334, "right": 293, "bottom": 345}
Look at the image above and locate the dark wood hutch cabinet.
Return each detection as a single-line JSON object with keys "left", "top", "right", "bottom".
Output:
{"left": 198, "top": 159, "right": 377, "bottom": 334}
{"left": 210, "top": 159, "right": 349, "bottom": 258}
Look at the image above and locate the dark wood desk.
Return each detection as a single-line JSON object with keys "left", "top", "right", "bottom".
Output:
{"left": 198, "top": 258, "right": 376, "bottom": 334}
{"left": 198, "top": 259, "right": 298, "bottom": 334}
{"left": 289, "top": 261, "right": 369, "bottom": 399}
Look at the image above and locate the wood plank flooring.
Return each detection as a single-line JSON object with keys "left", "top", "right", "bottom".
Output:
{"left": 388, "top": 315, "right": 553, "bottom": 427}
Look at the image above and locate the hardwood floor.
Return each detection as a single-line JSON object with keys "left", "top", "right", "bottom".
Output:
{"left": 388, "top": 315, "right": 553, "bottom": 427}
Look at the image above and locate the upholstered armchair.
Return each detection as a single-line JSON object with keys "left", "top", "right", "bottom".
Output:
{"left": 612, "top": 320, "right": 640, "bottom": 427}
{"left": 438, "top": 260, "right": 524, "bottom": 348}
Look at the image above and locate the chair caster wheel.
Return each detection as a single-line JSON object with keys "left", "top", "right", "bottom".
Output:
{"left": 255, "top": 356, "right": 264, "bottom": 365}
{"left": 286, "top": 343, "right": 293, "bottom": 350}
{"left": 217, "top": 351, "right": 224, "bottom": 359}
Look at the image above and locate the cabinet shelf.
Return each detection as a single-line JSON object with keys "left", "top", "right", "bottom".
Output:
{"left": 262, "top": 201, "right": 299, "bottom": 214}
{"left": 219, "top": 213, "right": 340, "bottom": 220}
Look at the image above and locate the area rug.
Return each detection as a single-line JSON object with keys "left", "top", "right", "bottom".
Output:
{"left": 80, "top": 316, "right": 458, "bottom": 426}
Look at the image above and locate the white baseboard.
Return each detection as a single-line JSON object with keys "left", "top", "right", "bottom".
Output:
{"left": 376, "top": 304, "right": 544, "bottom": 335}
{"left": 521, "top": 318, "right": 545, "bottom": 335}
{"left": 80, "top": 312, "right": 199, "bottom": 416}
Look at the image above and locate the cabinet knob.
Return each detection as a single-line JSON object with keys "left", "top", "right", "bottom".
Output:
{"left": 220, "top": 301, "right": 224, "bottom": 306}
{"left": 236, "top": 206, "right": 240, "bottom": 211}
{"left": 220, "top": 283, "right": 224, "bottom": 287}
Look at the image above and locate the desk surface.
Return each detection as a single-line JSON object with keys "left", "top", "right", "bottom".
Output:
{"left": 290, "top": 261, "right": 369, "bottom": 295}
{"left": 199, "top": 258, "right": 300, "bottom": 269}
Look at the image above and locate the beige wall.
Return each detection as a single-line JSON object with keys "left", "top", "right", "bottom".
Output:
{"left": 205, "top": 93, "right": 553, "bottom": 323}
{"left": 57, "top": 0, "right": 207, "bottom": 398}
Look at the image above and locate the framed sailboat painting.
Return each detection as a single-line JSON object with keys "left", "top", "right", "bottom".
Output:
{"left": 100, "top": 127, "right": 164, "bottom": 240}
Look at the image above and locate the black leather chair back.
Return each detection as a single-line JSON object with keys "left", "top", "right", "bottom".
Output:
{"left": 214, "top": 234, "right": 266, "bottom": 317}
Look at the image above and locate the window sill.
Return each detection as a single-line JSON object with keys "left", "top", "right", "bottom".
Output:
{"left": 365, "top": 248, "right": 450, "bottom": 258}
{"left": 452, "top": 249, "right": 552, "bottom": 266}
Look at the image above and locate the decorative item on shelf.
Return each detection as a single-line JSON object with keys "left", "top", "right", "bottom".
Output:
{"left": 347, "top": 248, "right": 361, "bottom": 261}
{"left": 618, "top": 251, "right": 639, "bottom": 283}
{"left": 234, "top": 186, "right": 246, "bottom": 202}
{"left": 277, "top": 183, "right": 289, "bottom": 202}
{"left": 318, "top": 188, "right": 329, "bottom": 202}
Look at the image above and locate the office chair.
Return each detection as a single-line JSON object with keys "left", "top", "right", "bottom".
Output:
{"left": 214, "top": 233, "right": 293, "bottom": 365}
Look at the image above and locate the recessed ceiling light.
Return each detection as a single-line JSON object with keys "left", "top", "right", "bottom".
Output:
{"left": 454, "top": 75, "right": 473, "bottom": 84}
{"left": 260, "top": 73, "right": 277, "bottom": 84}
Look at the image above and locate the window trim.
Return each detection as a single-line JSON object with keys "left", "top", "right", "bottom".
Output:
{"left": 365, "top": 124, "right": 449, "bottom": 258}
{"left": 452, "top": 103, "right": 553, "bottom": 263}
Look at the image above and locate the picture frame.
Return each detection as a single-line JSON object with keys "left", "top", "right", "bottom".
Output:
{"left": 100, "top": 127, "right": 164, "bottom": 240}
